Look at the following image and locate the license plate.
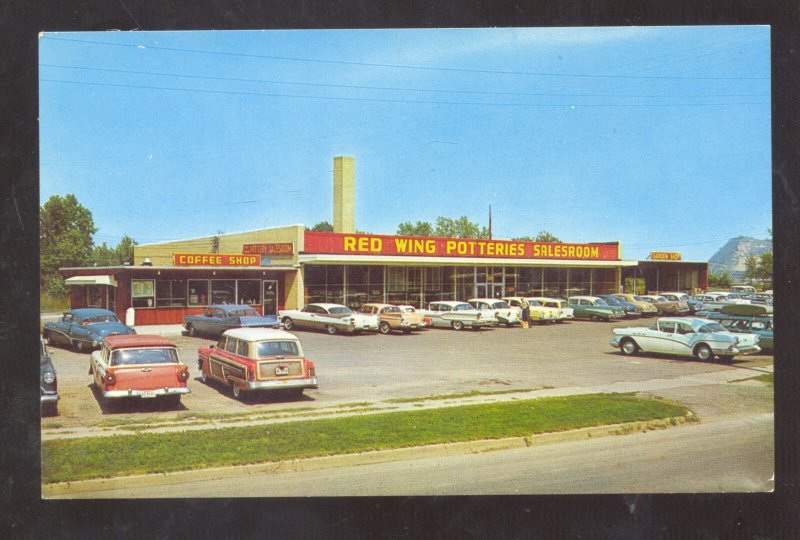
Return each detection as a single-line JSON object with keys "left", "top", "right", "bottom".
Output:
{"left": 275, "top": 366, "right": 289, "bottom": 376}
{"left": 140, "top": 391, "right": 157, "bottom": 398}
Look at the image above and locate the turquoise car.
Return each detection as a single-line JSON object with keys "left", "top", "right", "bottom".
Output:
{"left": 696, "top": 304, "right": 773, "bottom": 353}
{"left": 567, "top": 296, "right": 625, "bottom": 321}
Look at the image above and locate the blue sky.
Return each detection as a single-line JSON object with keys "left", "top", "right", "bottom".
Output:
{"left": 39, "top": 27, "right": 771, "bottom": 261}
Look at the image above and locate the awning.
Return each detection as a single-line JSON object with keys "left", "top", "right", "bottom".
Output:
{"left": 64, "top": 275, "right": 118, "bottom": 287}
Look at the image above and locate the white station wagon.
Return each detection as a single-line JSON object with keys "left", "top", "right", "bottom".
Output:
{"left": 420, "top": 301, "right": 494, "bottom": 330}
{"left": 610, "top": 317, "right": 761, "bottom": 362}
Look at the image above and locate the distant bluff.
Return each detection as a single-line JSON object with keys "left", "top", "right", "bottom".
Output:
{"left": 708, "top": 236, "right": 772, "bottom": 276}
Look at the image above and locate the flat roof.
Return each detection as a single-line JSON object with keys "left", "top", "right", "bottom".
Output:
{"left": 298, "top": 254, "right": 638, "bottom": 267}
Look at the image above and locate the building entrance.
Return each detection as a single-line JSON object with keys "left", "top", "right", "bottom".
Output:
{"left": 474, "top": 267, "right": 506, "bottom": 299}
{"left": 263, "top": 280, "right": 279, "bottom": 317}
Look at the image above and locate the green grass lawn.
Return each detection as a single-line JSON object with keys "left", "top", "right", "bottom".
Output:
{"left": 42, "top": 393, "right": 690, "bottom": 484}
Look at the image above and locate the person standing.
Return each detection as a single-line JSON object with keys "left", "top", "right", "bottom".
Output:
{"left": 520, "top": 299, "right": 531, "bottom": 328}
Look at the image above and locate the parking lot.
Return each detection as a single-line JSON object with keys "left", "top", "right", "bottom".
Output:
{"left": 43, "top": 318, "right": 774, "bottom": 430}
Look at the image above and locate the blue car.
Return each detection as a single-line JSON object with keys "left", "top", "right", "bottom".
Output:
{"left": 183, "top": 304, "right": 279, "bottom": 337}
{"left": 42, "top": 308, "right": 136, "bottom": 352}
{"left": 598, "top": 294, "right": 641, "bottom": 318}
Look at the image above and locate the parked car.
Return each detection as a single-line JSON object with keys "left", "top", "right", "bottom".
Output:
{"left": 184, "top": 304, "right": 279, "bottom": 338}
{"left": 40, "top": 338, "right": 59, "bottom": 416}
{"left": 278, "top": 303, "right": 379, "bottom": 335}
{"left": 397, "top": 305, "right": 431, "bottom": 327}
{"left": 359, "top": 303, "right": 425, "bottom": 334}
{"left": 696, "top": 304, "right": 773, "bottom": 352}
{"left": 43, "top": 308, "right": 136, "bottom": 352}
{"left": 420, "top": 301, "right": 494, "bottom": 330}
{"left": 610, "top": 317, "right": 760, "bottom": 362}
{"left": 613, "top": 294, "right": 659, "bottom": 316}
{"left": 597, "top": 294, "right": 641, "bottom": 318}
{"left": 693, "top": 292, "right": 741, "bottom": 312}
{"left": 639, "top": 295, "right": 690, "bottom": 315}
{"left": 660, "top": 292, "right": 703, "bottom": 314}
{"left": 468, "top": 298, "right": 520, "bottom": 326}
{"left": 89, "top": 335, "right": 191, "bottom": 407}
{"left": 567, "top": 296, "right": 625, "bottom": 321}
{"left": 731, "top": 285, "right": 758, "bottom": 295}
{"left": 197, "top": 328, "right": 318, "bottom": 400}
{"left": 526, "top": 297, "right": 574, "bottom": 322}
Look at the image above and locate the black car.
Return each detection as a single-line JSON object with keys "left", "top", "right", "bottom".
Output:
{"left": 40, "top": 338, "right": 59, "bottom": 416}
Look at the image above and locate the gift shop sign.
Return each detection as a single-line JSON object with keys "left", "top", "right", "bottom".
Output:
{"left": 304, "top": 232, "right": 619, "bottom": 260}
{"left": 173, "top": 253, "right": 261, "bottom": 266}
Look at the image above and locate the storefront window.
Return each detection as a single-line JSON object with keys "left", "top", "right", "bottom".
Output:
{"left": 156, "top": 280, "right": 187, "bottom": 307}
{"left": 211, "top": 280, "right": 236, "bottom": 304}
{"left": 237, "top": 280, "right": 261, "bottom": 306}
{"left": 188, "top": 280, "right": 209, "bottom": 306}
{"left": 366, "top": 267, "right": 384, "bottom": 303}
{"left": 132, "top": 279, "right": 155, "bottom": 308}
{"left": 454, "top": 267, "right": 474, "bottom": 302}
{"left": 568, "top": 268, "right": 590, "bottom": 297}
{"left": 543, "top": 268, "right": 566, "bottom": 298}
{"left": 593, "top": 268, "right": 618, "bottom": 294}
{"left": 345, "top": 266, "right": 368, "bottom": 309}
{"left": 87, "top": 285, "right": 102, "bottom": 307}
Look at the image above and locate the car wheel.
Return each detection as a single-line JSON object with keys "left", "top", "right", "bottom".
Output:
{"left": 620, "top": 339, "right": 639, "bottom": 356}
{"left": 326, "top": 324, "right": 338, "bottom": 335}
{"left": 187, "top": 324, "right": 196, "bottom": 337}
{"left": 283, "top": 318, "right": 294, "bottom": 330}
{"left": 231, "top": 382, "right": 242, "bottom": 399}
{"left": 451, "top": 320, "right": 464, "bottom": 331}
{"left": 694, "top": 344, "right": 713, "bottom": 361}
{"left": 589, "top": 315, "right": 598, "bottom": 322}
{"left": 45, "top": 333, "right": 56, "bottom": 346}
{"left": 505, "top": 322, "right": 514, "bottom": 328}
{"left": 200, "top": 368, "right": 208, "bottom": 383}
{"left": 379, "top": 321, "right": 392, "bottom": 335}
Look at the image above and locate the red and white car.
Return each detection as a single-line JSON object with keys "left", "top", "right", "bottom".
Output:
{"left": 197, "top": 328, "right": 318, "bottom": 400}
{"left": 90, "top": 335, "right": 191, "bottom": 407}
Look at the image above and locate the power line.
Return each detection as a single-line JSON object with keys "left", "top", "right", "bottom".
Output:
{"left": 40, "top": 63, "right": 769, "bottom": 99}
{"left": 42, "top": 36, "right": 769, "bottom": 81}
{"left": 40, "top": 78, "right": 769, "bottom": 109}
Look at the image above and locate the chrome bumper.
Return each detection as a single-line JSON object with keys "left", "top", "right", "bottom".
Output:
{"left": 246, "top": 377, "right": 318, "bottom": 390}
{"left": 40, "top": 392, "right": 60, "bottom": 404}
{"left": 104, "top": 387, "right": 191, "bottom": 398}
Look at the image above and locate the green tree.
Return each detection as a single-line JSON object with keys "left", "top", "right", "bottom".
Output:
{"left": 397, "top": 221, "right": 434, "bottom": 236}
{"left": 708, "top": 271, "right": 732, "bottom": 289}
{"left": 744, "top": 255, "right": 759, "bottom": 280}
{"left": 513, "top": 231, "right": 561, "bottom": 242}
{"left": 91, "top": 235, "right": 137, "bottom": 266}
{"left": 305, "top": 221, "right": 334, "bottom": 232}
{"left": 40, "top": 194, "right": 97, "bottom": 297}
{"left": 434, "top": 216, "right": 489, "bottom": 238}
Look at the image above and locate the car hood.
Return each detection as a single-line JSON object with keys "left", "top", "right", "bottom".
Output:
{"left": 239, "top": 315, "right": 278, "bottom": 326}
{"left": 88, "top": 322, "right": 136, "bottom": 337}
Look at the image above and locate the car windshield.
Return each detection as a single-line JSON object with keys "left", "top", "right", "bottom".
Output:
{"left": 655, "top": 296, "right": 668, "bottom": 302}
{"left": 633, "top": 296, "right": 645, "bottom": 301}
{"left": 256, "top": 340, "right": 299, "bottom": 357}
{"left": 84, "top": 314, "right": 120, "bottom": 324}
{"left": 383, "top": 306, "right": 401, "bottom": 313}
{"left": 492, "top": 301, "right": 511, "bottom": 309}
{"left": 699, "top": 323, "right": 726, "bottom": 333}
{"left": 528, "top": 300, "right": 542, "bottom": 307}
{"left": 111, "top": 348, "right": 179, "bottom": 365}
{"left": 453, "top": 303, "right": 473, "bottom": 311}
{"left": 603, "top": 297, "right": 620, "bottom": 305}
{"left": 594, "top": 298, "right": 608, "bottom": 306}
{"left": 230, "top": 308, "right": 260, "bottom": 317}
{"left": 401, "top": 307, "right": 415, "bottom": 312}
{"left": 328, "top": 306, "right": 352, "bottom": 315}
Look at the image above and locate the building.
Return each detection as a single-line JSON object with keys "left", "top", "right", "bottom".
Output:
{"left": 59, "top": 156, "right": 708, "bottom": 324}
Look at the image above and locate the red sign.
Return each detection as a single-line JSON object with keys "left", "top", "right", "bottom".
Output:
{"left": 173, "top": 253, "right": 261, "bottom": 266}
{"left": 303, "top": 232, "right": 619, "bottom": 260}
{"left": 242, "top": 243, "right": 294, "bottom": 255}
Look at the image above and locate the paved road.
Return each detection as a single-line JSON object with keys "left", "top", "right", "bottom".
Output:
{"left": 53, "top": 412, "right": 773, "bottom": 498}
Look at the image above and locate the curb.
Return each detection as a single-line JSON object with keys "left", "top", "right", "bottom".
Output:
{"left": 42, "top": 415, "right": 690, "bottom": 497}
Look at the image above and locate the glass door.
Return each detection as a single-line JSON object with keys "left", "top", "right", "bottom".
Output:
{"left": 263, "top": 280, "right": 279, "bottom": 317}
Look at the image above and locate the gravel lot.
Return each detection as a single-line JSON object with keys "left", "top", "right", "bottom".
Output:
{"left": 43, "top": 318, "right": 773, "bottom": 429}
